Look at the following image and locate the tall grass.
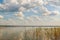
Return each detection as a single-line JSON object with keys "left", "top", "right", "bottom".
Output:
{"left": 0, "top": 27, "right": 60, "bottom": 40}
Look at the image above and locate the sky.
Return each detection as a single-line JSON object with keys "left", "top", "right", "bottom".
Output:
{"left": 0, "top": 0, "right": 60, "bottom": 26}
{"left": 0, "top": 0, "right": 3, "bottom": 3}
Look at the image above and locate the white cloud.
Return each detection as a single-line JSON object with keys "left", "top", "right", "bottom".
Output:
{"left": 44, "top": 2, "right": 48, "bottom": 5}
{"left": 17, "top": 0, "right": 29, "bottom": 5}
{"left": 0, "top": 0, "right": 44, "bottom": 11}
{"left": 52, "top": 10, "right": 60, "bottom": 15}
{"left": 48, "top": 0, "right": 60, "bottom": 6}
{"left": 42, "top": 10, "right": 51, "bottom": 16}
{"left": 4, "top": 0, "right": 19, "bottom": 4}
{"left": 43, "top": 10, "right": 60, "bottom": 16}
{"left": 15, "top": 12, "right": 24, "bottom": 17}
{"left": 19, "top": 7, "right": 26, "bottom": 12}
{"left": 0, "top": 4, "right": 6, "bottom": 10}
{"left": 10, "top": 0, "right": 18, "bottom": 4}
{"left": 31, "top": 9, "right": 38, "bottom": 14}
{"left": 0, "top": 0, "right": 46, "bottom": 12}
{"left": 38, "top": 0, "right": 44, "bottom": 5}
{"left": 0, "top": 0, "right": 60, "bottom": 25}
{"left": 26, "top": 16, "right": 40, "bottom": 23}
{"left": 0, "top": 15, "right": 4, "bottom": 19}
{"left": 0, "top": 19, "right": 18, "bottom": 25}
{"left": 15, "top": 12, "right": 24, "bottom": 20}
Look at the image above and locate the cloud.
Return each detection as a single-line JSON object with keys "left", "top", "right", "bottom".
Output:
{"left": 19, "top": 7, "right": 26, "bottom": 12}
{"left": 15, "top": 12, "right": 24, "bottom": 20}
{"left": 0, "top": 19, "right": 18, "bottom": 25}
{"left": 51, "top": 10, "right": 60, "bottom": 16}
{"left": 48, "top": 0, "right": 60, "bottom": 6}
{"left": 15, "top": 12, "right": 24, "bottom": 17}
{"left": 0, "top": 0, "right": 20, "bottom": 12}
{"left": 25, "top": 16, "right": 42, "bottom": 25}
{"left": 44, "top": 2, "right": 49, "bottom": 5}
{"left": 0, "top": 0, "right": 60, "bottom": 25}
{"left": 0, "top": 15, "right": 4, "bottom": 19}
{"left": 0, "top": 15, "right": 60, "bottom": 25}
{"left": 0, "top": 4, "right": 6, "bottom": 10}
{"left": 0, "top": 4, "right": 20, "bottom": 12}
{"left": 31, "top": 9, "right": 38, "bottom": 14}
{"left": 4, "top": 0, "right": 18, "bottom": 4}
{"left": 0, "top": 0, "right": 44, "bottom": 12}
{"left": 43, "top": 10, "right": 60, "bottom": 16}
{"left": 0, "top": 0, "right": 50, "bottom": 13}
{"left": 35, "top": 0, "right": 44, "bottom": 5}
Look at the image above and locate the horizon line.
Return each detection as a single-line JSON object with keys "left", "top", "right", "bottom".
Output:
{"left": 0, "top": 25, "right": 60, "bottom": 27}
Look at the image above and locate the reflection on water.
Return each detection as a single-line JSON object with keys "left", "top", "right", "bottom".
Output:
{"left": 0, "top": 27, "right": 60, "bottom": 40}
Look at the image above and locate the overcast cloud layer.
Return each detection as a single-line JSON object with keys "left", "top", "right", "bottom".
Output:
{"left": 0, "top": 0, "right": 60, "bottom": 26}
